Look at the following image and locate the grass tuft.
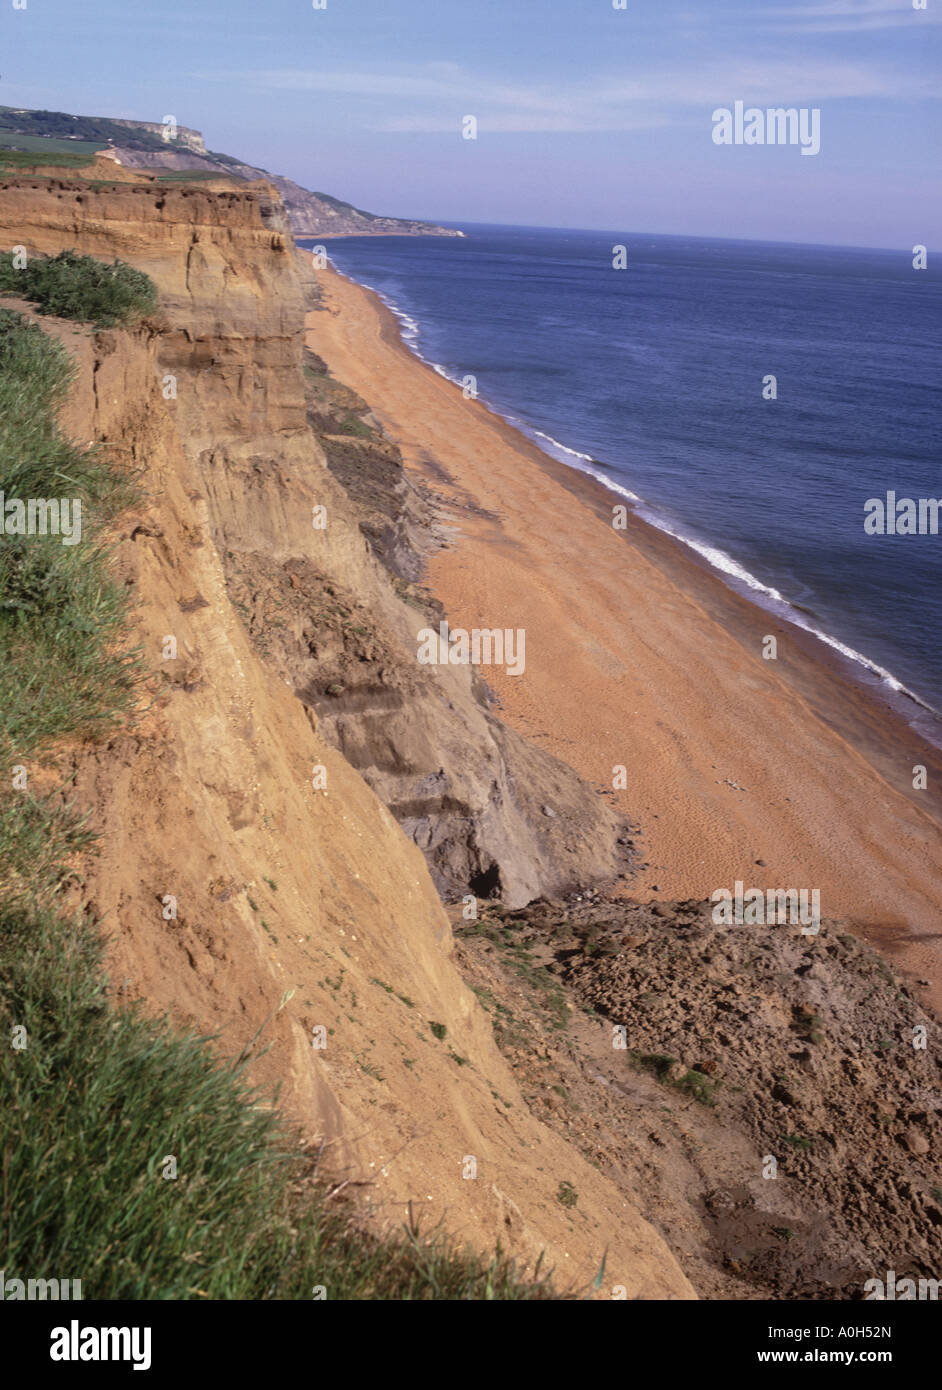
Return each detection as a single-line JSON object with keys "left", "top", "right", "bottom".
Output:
{"left": 0, "top": 249, "right": 157, "bottom": 328}
{"left": 0, "top": 308, "right": 141, "bottom": 764}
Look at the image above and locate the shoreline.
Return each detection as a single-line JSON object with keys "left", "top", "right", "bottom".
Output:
{"left": 306, "top": 258, "right": 942, "bottom": 1016}
{"left": 316, "top": 247, "right": 942, "bottom": 746}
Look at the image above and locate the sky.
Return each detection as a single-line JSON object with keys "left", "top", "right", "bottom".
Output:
{"left": 1, "top": 0, "right": 939, "bottom": 247}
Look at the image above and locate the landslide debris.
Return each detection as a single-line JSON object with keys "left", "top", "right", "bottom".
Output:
{"left": 217, "top": 322, "right": 638, "bottom": 908}
{"left": 455, "top": 896, "right": 942, "bottom": 1299}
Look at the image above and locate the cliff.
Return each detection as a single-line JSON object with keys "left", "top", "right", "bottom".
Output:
{"left": 113, "top": 148, "right": 463, "bottom": 238}
{"left": 0, "top": 105, "right": 463, "bottom": 239}
{"left": 0, "top": 177, "right": 691, "bottom": 1296}
{"left": 106, "top": 118, "right": 208, "bottom": 154}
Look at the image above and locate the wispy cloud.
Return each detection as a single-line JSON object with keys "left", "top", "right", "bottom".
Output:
{"left": 378, "top": 112, "right": 672, "bottom": 135}
{"left": 765, "top": 1, "right": 941, "bottom": 33}
{"left": 193, "top": 55, "right": 928, "bottom": 135}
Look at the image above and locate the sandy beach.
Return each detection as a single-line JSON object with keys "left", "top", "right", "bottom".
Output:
{"left": 307, "top": 261, "right": 942, "bottom": 1014}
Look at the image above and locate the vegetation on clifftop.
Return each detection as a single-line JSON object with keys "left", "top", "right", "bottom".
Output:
{"left": 0, "top": 249, "right": 158, "bottom": 328}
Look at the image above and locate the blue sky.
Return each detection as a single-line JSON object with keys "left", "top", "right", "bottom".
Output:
{"left": 1, "top": 0, "right": 939, "bottom": 246}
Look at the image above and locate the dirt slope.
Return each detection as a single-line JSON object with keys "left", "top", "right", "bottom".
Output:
{"left": 0, "top": 181, "right": 693, "bottom": 1296}
{"left": 456, "top": 897, "right": 942, "bottom": 1299}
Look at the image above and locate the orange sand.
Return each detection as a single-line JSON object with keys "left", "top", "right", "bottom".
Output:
{"left": 307, "top": 262, "right": 942, "bottom": 1015}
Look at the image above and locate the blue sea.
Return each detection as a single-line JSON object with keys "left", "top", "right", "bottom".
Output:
{"left": 303, "top": 225, "right": 942, "bottom": 733}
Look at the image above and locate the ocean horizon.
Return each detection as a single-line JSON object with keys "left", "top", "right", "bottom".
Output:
{"left": 305, "top": 224, "right": 942, "bottom": 741}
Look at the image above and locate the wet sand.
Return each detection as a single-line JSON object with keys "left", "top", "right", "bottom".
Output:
{"left": 307, "top": 260, "right": 942, "bottom": 1015}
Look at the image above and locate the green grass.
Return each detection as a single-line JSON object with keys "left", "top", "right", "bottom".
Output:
{"left": 782, "top": 1134, "right": 814, "bottom": 1152}
{"left": 0, "top": 132, "right": 105, "bottom": 156}
{"left": 371, "top": 977, "right": 415, "bottom": 1009}
{"left": 0, "top": 786, "right": 95, "bottom": 915}
{"left": 458, "top": 918, "right": 570, "bottom": 1031}
{"left": 0, "top": 248, "right": 158, "bottom": 327}
{"left": 334, "top": 413, "right": 375, "bottom": 438}
{"left": 0, "top": 249, "right": 158, "bottom": 328}
{"left": 0, "top": 107, "right": 173, "bottom": 153}
{"left": 0, "top": 898, "right": 560, "bottom": 1298}
{"left": 0, "top": 309, "right": 141, "bottom": 765}
{"left": 791, "top": 1006, "right": 824, "bottom": 1045}
{"left": 0, "top": 293, "right": 560, "bottom": 1300}
{"left": 628, "top": 1052, "right": 719, "bottom": 1107}
{"left": 0, "top": 150, "right": 96, "bottom": 172}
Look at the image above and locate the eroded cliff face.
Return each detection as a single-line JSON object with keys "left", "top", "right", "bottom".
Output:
{"left": 0, "top": 181, "right": 692, "bottom": 1295}
{"left": 0, "top": 175, "right": 634, "bottom": 904}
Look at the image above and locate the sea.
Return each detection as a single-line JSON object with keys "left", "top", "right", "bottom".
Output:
{"left": 300, "top": 224, "right": 942, "bottom": 737}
